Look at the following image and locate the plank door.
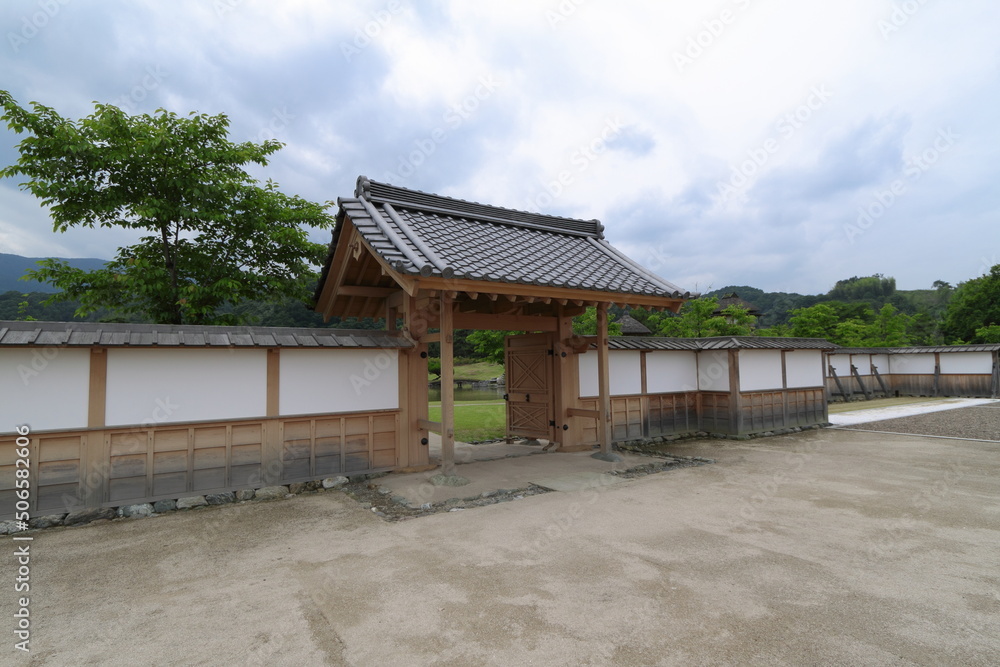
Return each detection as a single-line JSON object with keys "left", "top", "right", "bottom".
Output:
{"left": 504, "top": 333, "right": 554, "bottom": 441}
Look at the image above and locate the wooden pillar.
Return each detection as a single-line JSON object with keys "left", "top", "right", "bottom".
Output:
{"left": 592, "top": 303, "right": 620, "bottom": 461}
{"left": 440, "top": 292, "right": 456, "bottom": 477}
{"left": 266, "top": 349, "right": 280, "bottom": 417}
{"left": 728, "top": 349, "right": 742, "bottom": 435}
{"left": 87, "top": 347, "right": 107, "bottom": 428}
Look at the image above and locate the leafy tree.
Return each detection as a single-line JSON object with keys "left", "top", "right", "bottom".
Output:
{"left": 788, "top": 303, "right": 839, "bottom": 339}
{"left": 652, "top": 298, "right": 754, "bottom": 337}
{"left": 974, "top": 325, "right": 1000, "bottom": 344}
{"left": 572, "top": 307, "right": 622, "bottom": 336}
{"left": 466, "top": 329, "right": 514, "bottom": 365}
{"left": 866, "top": 303, "right": 910, "bottom": 346}
{"left": 942, "top": 265, "right": 1000, "bottom": 343}
{"left": 0, "top": 91, "right": 333, "bottom": 325}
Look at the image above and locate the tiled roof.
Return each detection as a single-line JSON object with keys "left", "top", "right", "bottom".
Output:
{"left": 608, "top": 336, "right": 839, "bottom": 351}
{"left": 327, "top": 176, "right": 695, "bottom": 299}
{"left": 0, "top": 321, "right": 411, "bottom": 349}
{"left": 614, "top": 313, "right": 652, "bottom": 335}
{"left": 833, "top": 345, "right": 1000, "bottom": 354}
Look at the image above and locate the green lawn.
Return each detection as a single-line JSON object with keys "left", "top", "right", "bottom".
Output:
{"left": 428, "top": 402, "right": 505, "bottom": 442}
{"left": 429, "top": 360, "right": 504, "bottom": 383}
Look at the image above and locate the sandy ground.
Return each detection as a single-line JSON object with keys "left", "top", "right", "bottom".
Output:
{"left": 2, "top": 424, "right": 999, "bottom": 665}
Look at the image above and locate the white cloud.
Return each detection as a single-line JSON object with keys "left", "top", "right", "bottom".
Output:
{"left": 1, "top": 0, "right": 998, "bottom": 294}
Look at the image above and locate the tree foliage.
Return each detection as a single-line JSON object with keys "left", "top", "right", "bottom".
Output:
{"left": 0, "top": 91, "right": 334, "bottom": 325}
{"left": 942, "top": 265, "right": 1000, "bottom": 343}
{"left": 651, "top": 297, "right": 756, "bottom": 337}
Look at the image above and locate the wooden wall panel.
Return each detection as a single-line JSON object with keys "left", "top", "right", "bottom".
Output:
{"left": 0, "top": 409, "right": 401, "bottom": 519}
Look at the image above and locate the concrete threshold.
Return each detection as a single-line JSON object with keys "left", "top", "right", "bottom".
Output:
{"left": 380, "top": 449, "right": 651, "bottom": 506}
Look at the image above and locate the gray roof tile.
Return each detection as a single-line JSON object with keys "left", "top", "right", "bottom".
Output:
{"left": 0, "top": 321, "right": 411, "bottom": 349}
{"left": 608, "top": 336, "right": 840, "bottom": 351}
{"left": 325, "top": 176, "right": 696, "bottom": 300}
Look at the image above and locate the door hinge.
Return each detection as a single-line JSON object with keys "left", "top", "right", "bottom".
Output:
{"left": 549, "top": 420, "right": 556, "bottom": 427}
{"left": 547, "top": 349, "right": 554, "bottom": 356}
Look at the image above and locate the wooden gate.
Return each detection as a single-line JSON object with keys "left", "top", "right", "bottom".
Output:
{"left": 504, "top": 333, "right": 554, "bottom": 441}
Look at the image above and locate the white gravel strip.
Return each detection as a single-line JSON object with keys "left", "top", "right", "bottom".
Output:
{"left": 828, "top": 398, "right": 999, "bottom": 426}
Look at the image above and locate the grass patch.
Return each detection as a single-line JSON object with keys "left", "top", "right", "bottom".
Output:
{"left": 428, "top": 360, "right": 503, "bottom": 383}
{"left": 428, "top": 402, "right": 505, "bottom": 442}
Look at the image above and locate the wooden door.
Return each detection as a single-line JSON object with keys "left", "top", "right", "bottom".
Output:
{"left": 505, "top": 333, "right": 554, "bottom": 440}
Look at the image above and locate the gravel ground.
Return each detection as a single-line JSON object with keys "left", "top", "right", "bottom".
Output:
{"left": 841, "top": 404, "right": 1000, "bottom": 441}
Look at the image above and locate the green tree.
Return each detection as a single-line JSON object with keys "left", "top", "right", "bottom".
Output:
{"left": 788, "top": 303, "right": 839, "bottom": 339}
{"left": 865, "top": 303, "right": 910, "bottom": 347}
{"left": 466, "top": 329, "right": 514, "bottom": 365}
{"left": 942, "top": 265, "right": 1000, "bottom": 343}
{"left": 572, "top": 307, "right": 622, "bottom": 336}
{"left": 974, "top": 325, "right": 1000, "bottom": 344}
{"left": 656, "top": 297, "right": 718, "bottom": 337}
{"left": 0, "top": 92, "right": 334, "bottom": 325}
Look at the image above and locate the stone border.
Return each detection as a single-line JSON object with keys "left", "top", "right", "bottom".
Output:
{"left": 0, "top": 473, "right": 382, "bottom": 535}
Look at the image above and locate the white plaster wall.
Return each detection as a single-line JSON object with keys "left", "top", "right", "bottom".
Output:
{"left": 645, "top": 351, "right": 698, "bottom": 393}
{"left": 280, "top": 348, "right": 398, "bottom": 414}
{"left": 851, "top": 354, "right": 873, "bottom": 376}
{"left": 939, "top": 351, "right": 993, "bottom": 374}
{"left": 785, "top": 350, "right": 824, "bottom": 388}
{"left": 578, "top": 350, "right": 643, "bottom": 397}
{"left": 696, "top": 350, "right": 730, "bottom": 392}
{"left": 871, "top": 354, "right": 891, "bottom": 376}
{"left": 827, "top": 354, "right": 852, "bottom": 377}
{"left": 106, "top": 349, "right": 267, "bottom": 426}
{"left": 739, "top": 350, "right": 784, "bottom": 392}
{"left": 889, "top": 353, "right": 936, "bottom": 375}
{"left": 0, "top": 348, "right": 90, "bottom": 431}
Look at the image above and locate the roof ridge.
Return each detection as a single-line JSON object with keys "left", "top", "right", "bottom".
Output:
{"left": 356, "top": 175, "right": 605, "bottom": 238}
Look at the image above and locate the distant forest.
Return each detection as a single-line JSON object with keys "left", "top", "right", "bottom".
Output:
{"left": 4, "top": 268, "right": 999, "bottom": 351}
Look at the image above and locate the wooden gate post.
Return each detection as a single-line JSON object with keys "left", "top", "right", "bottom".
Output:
{"left": 440, "top": 292, "right": 457, "bottom": 478}
{"left": 592, "top": 303, "right": 621, "bottom": 462}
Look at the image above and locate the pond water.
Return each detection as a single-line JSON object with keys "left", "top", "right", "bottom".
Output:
{"left": 428, "top": 385, "right": 507, "bottom": 403}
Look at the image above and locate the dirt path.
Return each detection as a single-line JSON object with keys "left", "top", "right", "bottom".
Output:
{"left": 2, "top": 428, "right": 998, "bottom": 665}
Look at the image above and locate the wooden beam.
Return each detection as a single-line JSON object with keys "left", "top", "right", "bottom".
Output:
{"left": 266, "top": 349, "right": 280, "bottom": 417}
{"left": 453, "top": 312, "right": 559, "bottom": 331}
{"left": 440, "top": 292, "right": 457, "bottom": 478}
{"left": 417, "top": 418, "right": 442, "bottom": 432}
{"left": 567, "top": 407, "right": 600, "bottom": 419}
{"left": 423, "top": 333, "right": 441, "bottom": 343}
{"left": 416, "top": 276, "right": 683, "bottom": 307}
{"left": 338, "top": 285, "right": 397, "bottom": 298}
{"left": 87, "top": 348, "right": 108, "bottom": 428}
{"left": 596, "top": 303, "right": 612, "bottom": 455}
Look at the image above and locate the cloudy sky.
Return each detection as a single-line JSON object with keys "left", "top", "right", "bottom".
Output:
{"left": 0, "top": 0, "right": 997, "bottom": 295}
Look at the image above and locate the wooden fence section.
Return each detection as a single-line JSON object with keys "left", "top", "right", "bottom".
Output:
{"left": 827, "top": 373, "right": 997, "bottom": 399}
{"left": 0, "top": 409, "right": 399, "bottom": 519}
{"left": 573, "top": 388, "right": 821, "bottom": 444}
